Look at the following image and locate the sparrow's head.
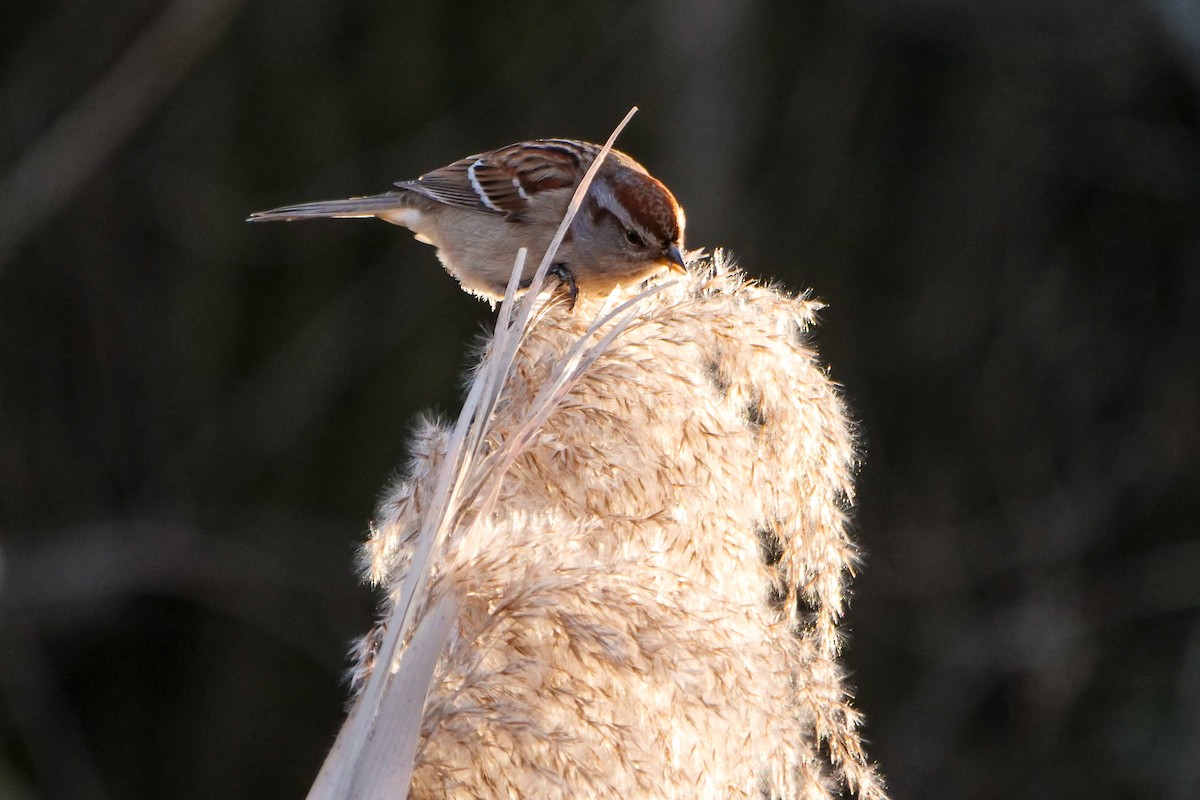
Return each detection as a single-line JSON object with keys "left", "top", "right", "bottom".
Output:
{"left": 567, "top": 156, "right": 687, "bottom": 289}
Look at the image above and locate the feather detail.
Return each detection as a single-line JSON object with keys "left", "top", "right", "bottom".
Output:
{"left": 246, "top": 192, "right": 412, "bottom": 222}
{"left": 398, "top": 139, "right": 603, "bottom": 217}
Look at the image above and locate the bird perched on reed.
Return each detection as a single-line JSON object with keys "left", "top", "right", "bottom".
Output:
{"left": 256, "top": 118, "right": 885, "bottom": 799}
{"left": 249, "top": 139, "right": 687, "bottom": 304}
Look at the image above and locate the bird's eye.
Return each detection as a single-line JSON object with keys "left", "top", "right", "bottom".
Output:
{"left": 625, "top": 229, "right": 646, "bottom": 247}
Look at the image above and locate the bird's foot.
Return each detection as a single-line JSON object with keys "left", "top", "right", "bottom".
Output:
{"left": 549, "top": 263, "right": 579, "bottom": 311}
{"left": 520, "top": 263, "right": 578, "bottom": 311}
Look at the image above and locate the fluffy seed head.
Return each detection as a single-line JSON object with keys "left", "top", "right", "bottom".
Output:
{"left": 354, "top": 251, "right": 886, "bottom": 800}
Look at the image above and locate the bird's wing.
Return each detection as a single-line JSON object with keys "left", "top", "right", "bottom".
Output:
{"left": 396, "top": 139, "right": 600, "bottom": 218}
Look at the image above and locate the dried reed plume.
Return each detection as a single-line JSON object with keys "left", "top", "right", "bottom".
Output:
{"left": 313, "top": 249, "right": 887, "bottom": 799}
{"left": 302, "top": 113, "right": 885, "bottom": 800}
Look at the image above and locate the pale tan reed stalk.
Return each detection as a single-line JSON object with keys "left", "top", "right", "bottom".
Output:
{"left": 346, "top": 249, "right": 887, "bottom": 799}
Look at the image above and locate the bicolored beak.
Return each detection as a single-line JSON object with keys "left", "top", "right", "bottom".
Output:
{"left": 664, "top": 243, "right": 687, "bottom": 273}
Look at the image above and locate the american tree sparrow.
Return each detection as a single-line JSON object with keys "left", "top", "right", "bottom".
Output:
{"left": 249, "top": 139, "right": 687, "bottom": 304}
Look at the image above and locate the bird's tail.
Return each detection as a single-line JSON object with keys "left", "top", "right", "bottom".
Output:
{"left": 247, "top": 192, "right": 406, "bottom": 222}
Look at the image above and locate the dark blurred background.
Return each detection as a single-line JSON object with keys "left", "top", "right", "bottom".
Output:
{"left": 1, "top": 1, "right": 1198, "bottom": 798}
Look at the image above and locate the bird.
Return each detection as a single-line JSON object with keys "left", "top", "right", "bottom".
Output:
{"left": 249, "top": 139, "right": 688, "bottom": 305}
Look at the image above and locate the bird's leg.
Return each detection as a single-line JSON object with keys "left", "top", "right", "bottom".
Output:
{"left": 549, "top": 263, "right": 578, "bottom": 311}
{"left": 518, "top": 264, "right": 578, "bottom": 310}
